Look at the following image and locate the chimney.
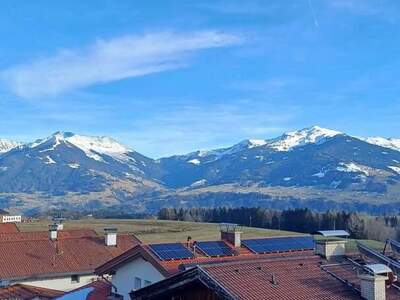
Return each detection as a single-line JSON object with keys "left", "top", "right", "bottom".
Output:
{"left": 104, "top": 228, "right": 118, "bottom": 246}
{"left": 219, "top": 223, "right": 242, "bottom": 247}
{"left": 359, "top": 274, "right": 388, "bottom": 300}
{"left": 49, "top": 224, "right": 58, "bottom": 241}
{"left": 315, "top": 240, "right": 347, "bottom": 259}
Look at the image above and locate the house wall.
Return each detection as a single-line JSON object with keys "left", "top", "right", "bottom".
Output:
{"left": 1, "top": 215, "right": 21, "bottom": 223}
{"left": 112, "top": 257, "right": 165, "bottom": 300}
{"left": 18, "top": 274, "right": 97, "bottom": 291}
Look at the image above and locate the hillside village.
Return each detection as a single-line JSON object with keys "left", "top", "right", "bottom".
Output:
{"left": 2, "top": 1, "right": 400, "bottom": 299}
{"left": 0, "top": 214, "right": 399, "bottom": 300}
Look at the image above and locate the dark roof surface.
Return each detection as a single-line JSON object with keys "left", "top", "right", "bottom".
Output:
{"left": 0, "top": 284, "right": 64, "bottom": 300}
{"left": 56, "top": 279, "right": 111, "bottom": 300}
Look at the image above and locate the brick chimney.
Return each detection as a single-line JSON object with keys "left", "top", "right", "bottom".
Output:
{"left": 219, "top": 223, "right": 242, "bottom": 247}
{"left": 49, "top": 224, "right": 58, "bottom": 241}
{"left": 315, "top": 240, "right": 347, "bottom": 259}
{"left": 104, "top": 228, "right": 117, "bottom": 246}
{"left": 359, "top": 274, "right": 388, "bottom": 300}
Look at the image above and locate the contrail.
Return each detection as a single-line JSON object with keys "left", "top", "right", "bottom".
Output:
{"left": 308, "top": 0, "right": 319, "bottom": 28}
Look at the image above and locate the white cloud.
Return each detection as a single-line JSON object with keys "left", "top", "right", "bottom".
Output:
{"left": 1, "top": 31, "right": 241, "bottom": 98}
{"left": 114, "top": 100, "right": 295, "bottom": 157}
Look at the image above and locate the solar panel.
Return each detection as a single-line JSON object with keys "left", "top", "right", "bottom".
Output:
{"left": 196, "top": 241, "right": 235, "bottom": 257}
{"left": 149, "top": 243, "right": 194, "bottom": 261}
{"left": 242, "top": 236, "right": 314, "bottom": 254}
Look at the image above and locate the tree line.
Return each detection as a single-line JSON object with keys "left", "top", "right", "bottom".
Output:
{"left": 158, "top": 207, "right": 400, "bottom": 241}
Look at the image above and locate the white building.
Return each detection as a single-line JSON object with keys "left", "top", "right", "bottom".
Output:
{"left": 1, "top": 215, "right": 21, "bottom": 223}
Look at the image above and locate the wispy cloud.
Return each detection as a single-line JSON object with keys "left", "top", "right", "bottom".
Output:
{"left": 1, "top": 31, "right": 242, "bottom": 98}
{"left": 114, "top": 99, "right": 296, "bottom": 157}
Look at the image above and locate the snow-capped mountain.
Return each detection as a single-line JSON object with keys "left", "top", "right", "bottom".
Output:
{"left": 361, "top": 136, "right": 400, "bottom": 152}
{"left": 0, "top": 139, "right": 22, "bottom": 153}
{"left": 2, "top": 126, "right": 400, "bottom": 214}
{"left": 0, "top": 131, "right": 160, "bottom": 195}
{"left": 266, "top": 125, "right": 341, "bottom": 151}
{"left": 158, "top": 126, "right": 400, "bottom": 191}
{"left": 167, "top": 126, "right": 343, "bottom": 167}
{"left": 29, "top": 131, "right": 136, "bottom": 163}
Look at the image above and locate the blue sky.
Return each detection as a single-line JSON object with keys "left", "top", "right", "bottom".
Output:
{"left": 1, "top": 0, "right": 400, "bottom": 157}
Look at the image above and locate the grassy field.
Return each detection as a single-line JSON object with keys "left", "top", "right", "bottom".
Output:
{"left": 17, "top": 218, "right": 385, "bottom": 252}
{"left": 17, "top": 218, "right": 301, "bottom": 243}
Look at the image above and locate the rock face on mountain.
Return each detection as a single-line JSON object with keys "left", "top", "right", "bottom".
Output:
{"left": 1, "top": 126, "right": 400, "bottom": 214}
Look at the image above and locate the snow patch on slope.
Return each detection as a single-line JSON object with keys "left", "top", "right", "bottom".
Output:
{"left": 362, "top": 137, "right": 400, "bottom": 152}
{"left": 336, "top": 162, "right": 369, "bottom": 176}
{"left": 388, "top": 166, "right": 400, "bottom": 174}
{"left": 188, "top": 159, "right": 200, "bottom": 165}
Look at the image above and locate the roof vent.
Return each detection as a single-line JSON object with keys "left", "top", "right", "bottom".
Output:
{"left": 104, "top": 228, "right": 118, "bottom": 246}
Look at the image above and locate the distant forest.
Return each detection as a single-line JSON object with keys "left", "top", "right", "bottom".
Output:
{"left": 158, "top": 207, "right": 400, "bottom": 242}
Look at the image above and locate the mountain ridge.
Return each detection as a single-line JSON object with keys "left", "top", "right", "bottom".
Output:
{"left": 2, "top": 126, "right": 400, "bottom": 214}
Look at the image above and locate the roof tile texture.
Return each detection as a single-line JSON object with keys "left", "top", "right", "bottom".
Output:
{"left": 202, "top": 256, "right": 361, "bottom": 300}
{"left": 0, "top": 229, "right": 138, "bottom": 280}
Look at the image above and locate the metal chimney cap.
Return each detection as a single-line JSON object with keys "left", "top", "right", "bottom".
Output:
{"left": 104, "top": 228, "right": 118, "bottom": 233}
{"left": 49, "top": 224, "right": 58, "bottom": 231}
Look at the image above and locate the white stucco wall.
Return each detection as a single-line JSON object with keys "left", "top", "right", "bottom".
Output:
{"left": 20, "top": 274, "right": 97, "bottom": 291}
{"left": 112, "top": 257, "right": 165, "bottom": 299}
{"left": 1, "top": 215, "right": 21, "bottom": 223}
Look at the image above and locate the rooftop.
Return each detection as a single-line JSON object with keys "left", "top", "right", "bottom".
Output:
{"left": 96, "top": 235, "right": 315, "bottom": 276}
{"left": 0, "top": 283, "right": 64, "bottom": 300}
{"left": 56, "top": 279, "right": 111, "bottom": 300}
{"left": 0, "top": 222, "right": 19, "bottom": 234}
{"left": 131, "top": 255, "right": 400, "bottom": 300}
{"left": 0, "top": 229, "right": 139, "bottom": 280}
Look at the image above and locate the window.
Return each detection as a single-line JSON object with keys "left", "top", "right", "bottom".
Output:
{"left": 134, "top": 277, "right": 142, "bottom": 290}
{"left": 71, "top": 275, "right": 80, "bottom": 283}
{"left": 144, "top": 280, "right": 152, "bottom": 287}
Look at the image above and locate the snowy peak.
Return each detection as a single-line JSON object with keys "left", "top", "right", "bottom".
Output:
{"left": 180, "top": 126, "right": 341, "bottom": 165}
{"left": 361, "top": 137, "right": 400, "bottom": 152}
{"left": 30, "top": 131, "right": 133, "bottom": 162}
{"left": 266, "top": 126, "right": 342, "bottom": 151}
{"left": 0, "top": 139, "right": 22, "bottom": 153}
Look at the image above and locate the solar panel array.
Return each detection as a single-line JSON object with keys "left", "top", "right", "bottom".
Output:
{"left": 149, "top": 243, "right": 194, "bottom": 260}
{"left": 242, "top": 236, "right": 314, "bottom": 254}
{"left": 196, "top": 241, "right": 235, "bottom": 257}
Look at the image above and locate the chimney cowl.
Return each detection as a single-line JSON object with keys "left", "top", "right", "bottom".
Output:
{"left": 49, "top": 224, "right": 58, "bottom": 241}
{"left": 219, "top": 223, "right": 242, "bottom": 248}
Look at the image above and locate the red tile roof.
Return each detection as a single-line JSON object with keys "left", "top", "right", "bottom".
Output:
{"left": 0, "top": 229, "right": 139, "bottom": 280}
{"left": 200, "top": 256, "right": 361, "bottom": 300}
{"left": 132, "top": 256, "right": 363, "bottom": 300}
{"left": 0, "top": 223, "right": 19, "bottom": 233}
{"left": 0, "top": 284, "right": 64, "bottom": 300}
{"left": 324, "top": 262, "right": 400, "bottom": 300}
{"left": 58, "top": 279, "right": 111, "bottom": 300}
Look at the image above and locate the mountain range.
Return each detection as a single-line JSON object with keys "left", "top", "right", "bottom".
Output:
{"left": 1, "top": 126, "right": 400, "bottom": 215}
